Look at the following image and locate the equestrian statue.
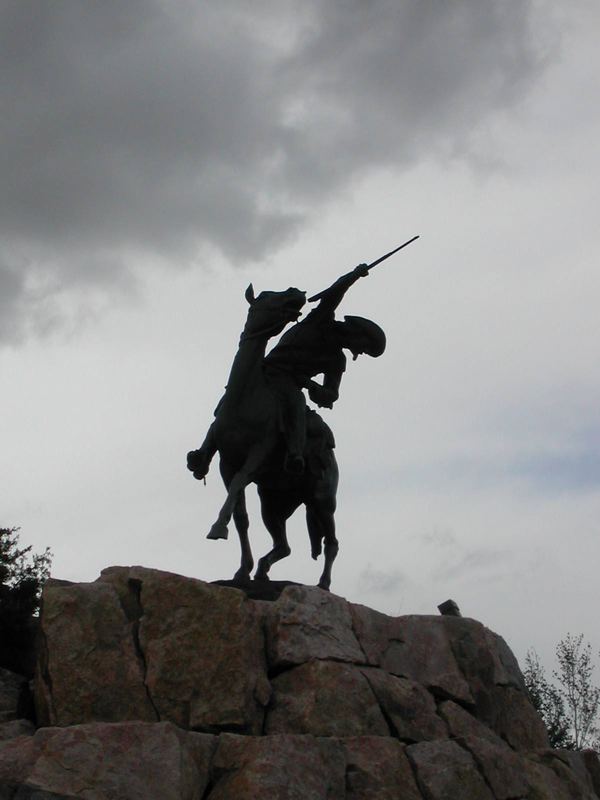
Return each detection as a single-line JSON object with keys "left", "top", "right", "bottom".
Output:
{"left": 187, "top": 236, "right": 418, "bottom": 590}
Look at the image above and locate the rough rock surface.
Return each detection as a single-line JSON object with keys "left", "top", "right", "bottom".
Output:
{"left": 407, "top": 739, "right": 495, "bottom": 799}
{"left": 460, "top": 734, "right": 529, "bottom": 799}
{"left": 341, "top": 736, "right": 421, "bottom": 800}
{"left": 265, "top": 585, "right": 365, "bottom": 668}
{"left": 0, "top": 566, "right": 595, "bottom": 799}
{"left": 0, "top": 719, "right": 35, "bottom": 741}
{"left": 351, "top": 607, "right": 474, "bottom": 704}
{"left": 0, "top": 721, "right": 214, "bottom": 799}
{"left": 0, "top": 669, "right": 29, "bottom": 723}
{"left": 208, "top": 733, "right": 346, "bottom": 799}
{"left": 34, "top": 579, "right": 156, "bottom": 727}
{"left": 100, "top": 566, "right": 271, "bottom": 734}
{"left": 266, "top": 660, "right": 389, "bottom": 736}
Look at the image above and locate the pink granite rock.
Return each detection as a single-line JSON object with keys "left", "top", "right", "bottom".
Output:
{"left": 266, "top": 660, "right": 389, "bottom": 737}
{"left": 0, "top": 668, "right": 28, "bottom": 722}
{"left": 523, "top": 751, "right": 598, "bottom": 800}
{"left": 350, "top": 607, "right": 473, "bottom": 705}
{"left": 0, "top": 721, "right": 215, "bottom": 800}
{"left": 100, "top": 567, "right": 271, "bottom": 734}
{"left": 360, "top": 668, "right": 447, "bottom": 742}
{"left": 35, "top": 580, "right": 156, "bottom": 726}
{"left": 266, "top": 585, "right": 365, "bottom": 669}
{"left": 482, "top": 627, "right": 527, "bottom": 691}
{"left": 0, "top": 733, "right": 39, "bottom": 785}
{"left": 341, "top": 736, "right": 422, "bottom": 800}
{"left": 0, "top": 719, "right": 35, "bottom": 741}
{"left": 581, "top": 751, "right": 600, "bottom": 797}
{"left": 407, "top": 739, "right": 495, "bottom": 800}
{"left": 27, "top": 565, "right": 594, "bottom": 800}
{"left": 559, "top": 751, "right": 600, "bottom": 797}
{"left": 438, "top": 700, "right": 502, "bottom": 744}
{"left": 487, "top": 684, "right": 549, "bottom": 751}
{"left": 438, "top": 700, "right": 494, "bottom": 744}
{"left": 442, "top": 616, "right": 548, "bottom": 749}
{"left": 208, "top": 733, "right": 345, "bottom": 800}
{"left": 459, "top": 735, "right": 528, "bottom": 799}
{"left": 347, "top": 603, "right": 400, "bottom": 667}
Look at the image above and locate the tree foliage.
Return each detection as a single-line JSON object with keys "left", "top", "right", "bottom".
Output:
{"left": 525, "top": 635, "right": 600, "bottom": 752}
{"left": 554, "top": 633, "right": 600, "bottom": 751}
{"left": 524, "top": 649, "right": 571, "bottom": 748}
{"left": 0, "top": 526, "right": 52, "bottom": 674}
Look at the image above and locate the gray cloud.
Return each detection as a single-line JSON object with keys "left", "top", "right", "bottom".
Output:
{"left": 1, "top": 0, "right": 554, "bottom": 341}
{"left": 512, "top": 448, "right": 600, "bottom": 493}
{"left": 350, "top": 419, "right": 600, "bottom": 496}
{"left": 418, "top": 528, "right": 458, "bottom": 550}
{"left": 434, "top": 547, "right": 512, "bottom": 582}
{"left": 358, "top": 562, "right": 407, "bottom": 595}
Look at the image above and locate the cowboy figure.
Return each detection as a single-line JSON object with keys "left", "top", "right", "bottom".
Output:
{"left": 189, "top": 263, "right": 386, "bottom": 478}
{"left": 263, "top": 263, "right": 385, "bottom": 473}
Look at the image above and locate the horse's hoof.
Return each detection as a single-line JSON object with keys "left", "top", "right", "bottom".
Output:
{"left": 207, "top": 522, "right": 229, "bottom": 540}
{"left": 254, "top": 572, "right": 271, "bottom": 583}
{"left": 233, "top": 570, "right": 251, "bottom": 585}
{"left": 317, "top": 580, "right": 331, "bottom": 592}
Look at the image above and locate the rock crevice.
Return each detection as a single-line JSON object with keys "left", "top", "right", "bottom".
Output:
{"left": 119, "top": 576, "right": 161, "bottom": 722}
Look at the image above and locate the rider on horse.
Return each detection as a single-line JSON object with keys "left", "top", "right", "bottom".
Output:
{"left": 189, "top": 263, "right": 386, "bottom": 479}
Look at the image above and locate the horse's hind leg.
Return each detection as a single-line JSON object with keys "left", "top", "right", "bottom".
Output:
{"left": 232, "top": 491, "right": 253, "bottom": 582}
{"left": 216, "top": 460, "right": 253, "bottom": 582}
{"left": 255, "top": 491, "right": 299, "bottom": 582}
{"left": 306, "top": 497, "right": 338, "bottom": 591}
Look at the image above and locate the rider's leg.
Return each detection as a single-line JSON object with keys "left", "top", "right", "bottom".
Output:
{"left": 264, "top": 368, "right": 308, "bottom": 475}
{"left": 283, "top": 386, "right": 307, "bottom": 474}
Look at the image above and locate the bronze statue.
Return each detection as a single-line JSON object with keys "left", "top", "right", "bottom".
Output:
{"left": 187, "top": 237, "right": 418, "bottom": 590}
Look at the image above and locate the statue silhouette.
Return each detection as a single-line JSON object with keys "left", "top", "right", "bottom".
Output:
{"left": 187, "top": 247, "right": 414, "bottom": 589}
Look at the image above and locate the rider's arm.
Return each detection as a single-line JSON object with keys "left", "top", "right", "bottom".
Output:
{"left": 309, "top": 263, "right": 369, "bottom": 317}
{"left": 307, "top": 367, "right": 344, "bottom": 409}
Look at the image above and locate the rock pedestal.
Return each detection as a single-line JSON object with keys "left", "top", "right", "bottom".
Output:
{"left": 0, "top": 566, "right": 598, "bottom": 799}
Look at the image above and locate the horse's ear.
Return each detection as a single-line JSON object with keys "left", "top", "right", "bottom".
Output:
{"left": 245, "top": 283, "right": 255, "bottom": 304}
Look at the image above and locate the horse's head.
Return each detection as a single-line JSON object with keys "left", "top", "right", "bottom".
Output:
{"left": 242, "top": 284, "right": 306, "bottom": 340}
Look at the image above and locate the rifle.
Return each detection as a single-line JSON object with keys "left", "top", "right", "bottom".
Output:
{"left": 308, "top": 235, "right": 419, "bottom": 302}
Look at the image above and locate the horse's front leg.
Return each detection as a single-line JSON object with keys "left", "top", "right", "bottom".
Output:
{"left": 207, "top": 442, "right": 274, "bottom": 541}
{"left": 232, "top": 491, "right": 253, "bottom": 583}
{"left": 207, "top": 467, "right": 248, "bottom": 541}
{"left": 213, "top": 458, "right": 254, "bottom": 582}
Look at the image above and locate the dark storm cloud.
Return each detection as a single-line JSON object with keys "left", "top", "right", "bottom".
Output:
{"left": 0, "top": 265, "right": 25, "bottom": 341}
{"left": 1, "top": 0, "right": 553, "bottom": 341}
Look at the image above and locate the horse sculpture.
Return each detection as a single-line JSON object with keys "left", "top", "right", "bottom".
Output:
{"left": 188, "top": 242, "right": 417, "bottom": 591}
{"left": 187, "top": 284, "right": 340, "bottom": 590}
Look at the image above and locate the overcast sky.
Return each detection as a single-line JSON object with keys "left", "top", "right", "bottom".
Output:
{"left": 2, "top": 0, "right": 599, "bottom": 672}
